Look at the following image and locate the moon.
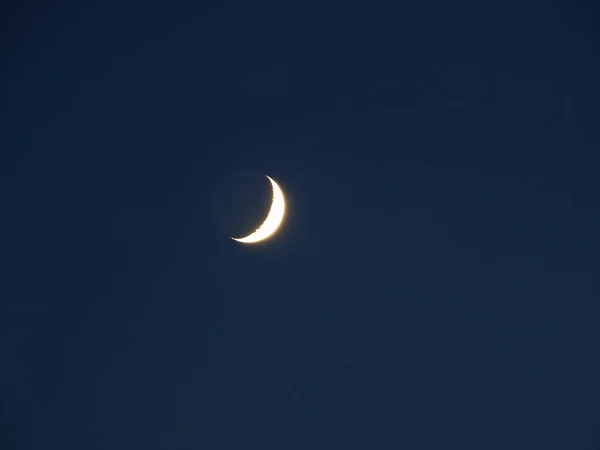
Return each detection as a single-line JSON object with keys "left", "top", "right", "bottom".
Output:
{"left": 231, "top": 175, "right": 286, "bottom": 243}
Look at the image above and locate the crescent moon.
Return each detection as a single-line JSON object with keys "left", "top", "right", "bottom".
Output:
{"left": 231, "top": 175, "right": 286, "bottom": 244}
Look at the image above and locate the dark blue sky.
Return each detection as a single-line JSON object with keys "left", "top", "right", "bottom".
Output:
{"left": 1, "top": 1, "right": 599, "bottom": 449}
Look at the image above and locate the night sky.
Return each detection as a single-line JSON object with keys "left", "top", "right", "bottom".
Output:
{"left": 2, "top": 1, "right": 599, "bottom": 449}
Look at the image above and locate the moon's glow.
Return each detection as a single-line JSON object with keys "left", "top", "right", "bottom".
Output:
{"left": 231, "top": 175, "right": 286, "bottom": 243}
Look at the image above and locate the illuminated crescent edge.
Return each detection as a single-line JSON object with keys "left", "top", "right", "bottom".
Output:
{"left": 231, "top": 175, "right": 286, "bottom": 243}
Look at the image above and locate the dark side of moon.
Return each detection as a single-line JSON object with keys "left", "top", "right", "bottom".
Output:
{"left": 212, "top": 170, "right": 273, "bottom": 239}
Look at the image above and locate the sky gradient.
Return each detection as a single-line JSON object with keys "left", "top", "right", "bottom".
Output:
{"left": 2, "top": 1, "right": 599, "bottom": 449}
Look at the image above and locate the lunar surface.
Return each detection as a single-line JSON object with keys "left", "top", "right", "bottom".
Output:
{"left": 231, "top": 175, "right": 286, "bottom": 243}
